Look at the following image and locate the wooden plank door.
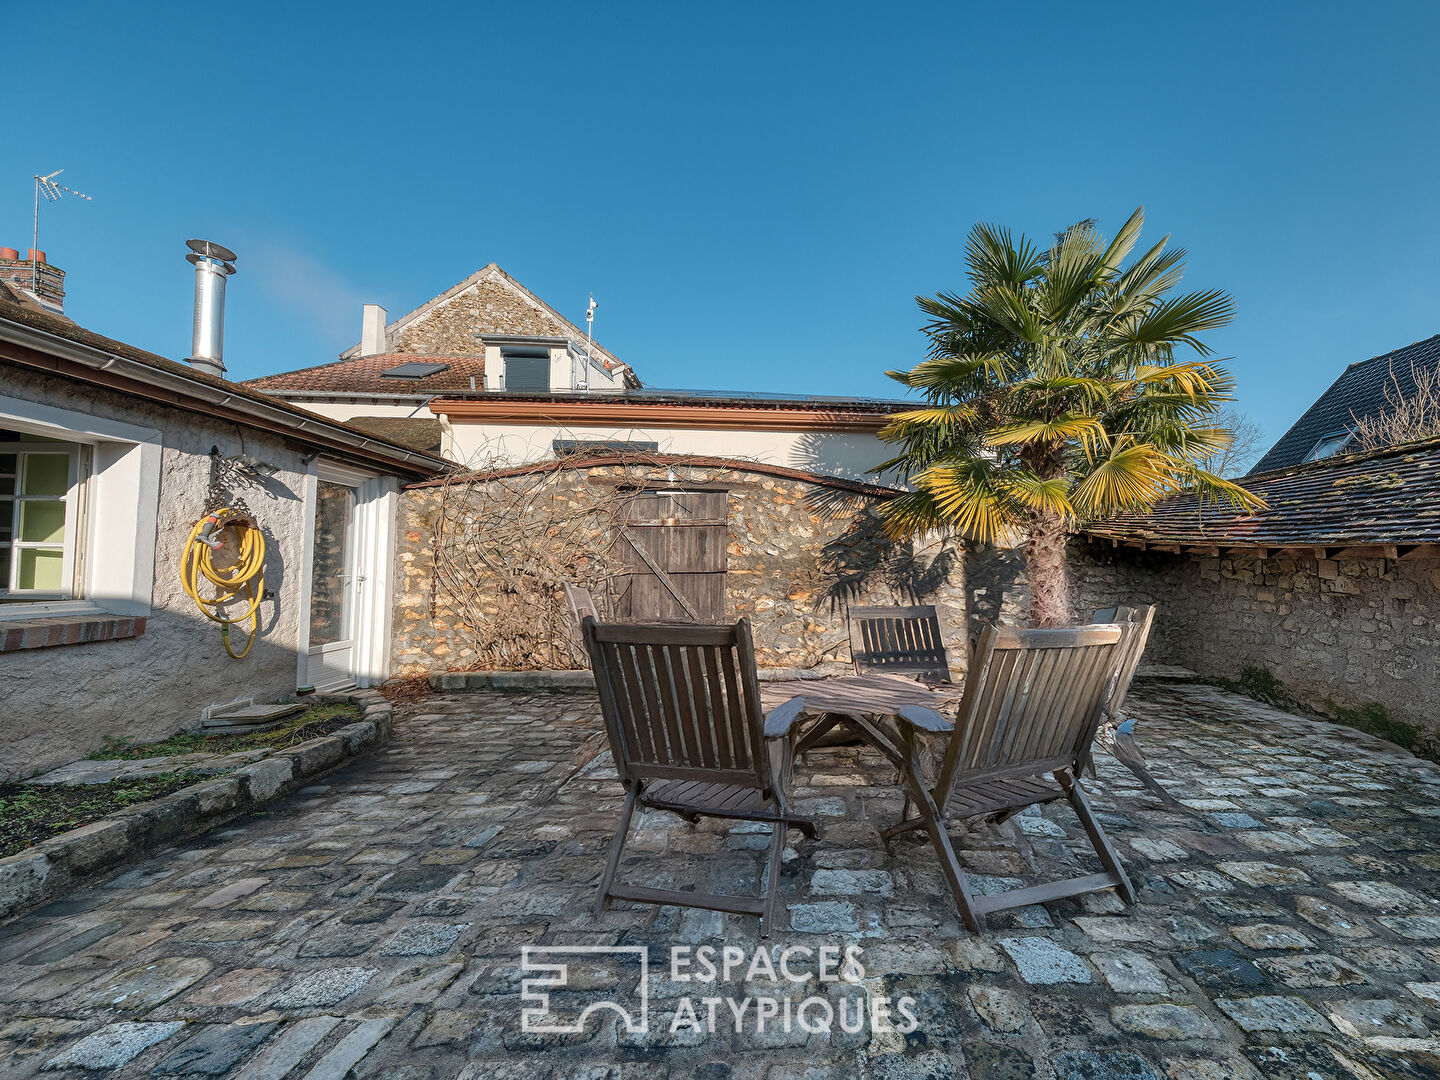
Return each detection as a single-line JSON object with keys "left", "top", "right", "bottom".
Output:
{"left": 615, "top": 489, "right": 727, "bottom": 622}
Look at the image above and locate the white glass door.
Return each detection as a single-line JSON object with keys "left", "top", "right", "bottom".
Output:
{"left": 307, "top": 479, "right": 359, "bottom": 690}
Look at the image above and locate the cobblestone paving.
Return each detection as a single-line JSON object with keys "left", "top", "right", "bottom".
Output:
{"left": 4, "top": 683, "right": 1440, "bottom": 1079}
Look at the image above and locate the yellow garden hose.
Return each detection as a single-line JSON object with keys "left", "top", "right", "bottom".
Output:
{"left": 182, "top": 509, "right": 266, "bottom": 659}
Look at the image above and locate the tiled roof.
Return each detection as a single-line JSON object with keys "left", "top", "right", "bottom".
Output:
{"left": 242, "top": 353, "right": 487, "bottom": 394}
{"left": 1252, "top": 333, "right": 1440, "bottom": 472}
{"left": 1083, "top": 437, "right": 1440, "bottom": 548}
{"left": 341, "top": 416, "right": 444, "bottom": 454}
{"left": 0, "top": 298, "right": 445, "bottom": 476}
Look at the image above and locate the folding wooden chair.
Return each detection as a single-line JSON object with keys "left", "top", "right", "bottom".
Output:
{"left": 564, "top": 583, "right": 600, "bottom": 628}
{"left": 847, "top": 604, "right": 954, "bottom": 684}
{"left": 1089, "top": 605, "right": 1174, "bottom": 805}
{"left": 885, "top": 623, "right": 1135, "bottom": 932}
{"left": 582, "top": 616, "right": 817, "bottom": 936}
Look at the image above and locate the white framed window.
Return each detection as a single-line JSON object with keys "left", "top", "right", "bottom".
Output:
{"left": 0, "top": 433, "right": 90, "bottom": 602}
{"left": 0, "top": 395, "right": 161, "bottom": 622}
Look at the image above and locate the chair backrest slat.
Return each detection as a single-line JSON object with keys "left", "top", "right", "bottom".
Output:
{"left": 847, "top": 604, "right": 952, "bottom": 683}
{"left": 1092, "top": 605, "right": 1155, "bottom": 718}
{"left": 583, "top": 617, "right": 772, "bottom": 791}
{"left": 565, "top": 583, "right": 599, "bottom": 626}
{"left": 935, "top": 624, "right": 1123, "bottom": 810}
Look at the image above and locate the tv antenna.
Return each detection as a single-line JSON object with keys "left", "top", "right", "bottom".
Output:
{"left": 32, "top": 170, "right": 93, "bottom": 292}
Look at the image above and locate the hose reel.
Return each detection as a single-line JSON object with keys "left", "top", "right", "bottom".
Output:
{"left": 181, "top": 508, "right": 266, "bottom": 659}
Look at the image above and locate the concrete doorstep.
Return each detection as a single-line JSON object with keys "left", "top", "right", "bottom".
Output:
{"left": 0, "top": 692, "right": 395, "bottom": 923}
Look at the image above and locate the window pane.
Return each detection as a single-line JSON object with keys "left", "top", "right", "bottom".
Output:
{"left": 22, "top": 454, "right": 70, "bottom": 496}
{"left": 0, "top": 476, "right": 13, "bottom": 496}
{"left": 19, "top": 501, "right": 66, "bottom": 543}
{"left": 308, "top": 482, "right": 355, "bottom": 646}
{"left": 0, "top": 500, "right": 11, "bottom": 541}
{"left": 0, "top": 453, "right": 15, "bottom": 475}
{"left": 17, "top": 548, "right": 64, "bottom": 590}
{"left": 0, "top": 546, "right": 8, "bottom": 589}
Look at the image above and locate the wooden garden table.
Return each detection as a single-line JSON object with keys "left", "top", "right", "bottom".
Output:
{"left": 760, "top": 673, "right": 961, "bottom": 767}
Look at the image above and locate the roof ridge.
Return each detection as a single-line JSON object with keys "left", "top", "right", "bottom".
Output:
{"left": 1344, "top": 331, "right": 1440, "bottom": 370}
{"left": 335, "top": 264, "right": 627, "bottom": 375}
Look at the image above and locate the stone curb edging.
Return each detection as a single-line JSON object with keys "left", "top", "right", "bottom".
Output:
{"left": 0, "top": 691, "right": 394, "bottom": 923}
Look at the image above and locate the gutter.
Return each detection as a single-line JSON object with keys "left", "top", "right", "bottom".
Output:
{"left": 0, "top": 319, "right": 448, "bottom": 478}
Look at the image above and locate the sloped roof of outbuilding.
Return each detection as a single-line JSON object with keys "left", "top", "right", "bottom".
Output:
{"left": 1083, "top": 436, "right": 1440, "bottom": 549}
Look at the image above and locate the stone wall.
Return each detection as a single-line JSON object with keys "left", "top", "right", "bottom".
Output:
{"left": 394, "top": 277, "right": 585, "bottom": 356}
{"left": 0, "top": 364, "right": 311, "bottom": 779}
{"left": 392, "top": 460, "right": 968, "bottom": 678}
{"left": 968, "top": 541, "right": 1440, "bottom": 749}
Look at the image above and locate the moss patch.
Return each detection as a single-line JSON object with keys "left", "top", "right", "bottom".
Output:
{"left": 1214, "top": 666, "right": 1423, "bottom": 754}
{"left": 88, "top": 702, "right": 361, "bottom": 761}
{"left": 1324, "top": 700, "right": 1419, "bottom": 751}
{"left": 0, "top": 773, "right": 212, "bottom": 859}
{"left": 1213, "top": 666, "right": 1297, "bottom": 710}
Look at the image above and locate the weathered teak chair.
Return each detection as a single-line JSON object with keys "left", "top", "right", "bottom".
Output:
{"left": 581, "top": 616, "right": 816, "bottom": 935}
{"left": 564, "top": 583, "right": 600, "bottom": 628}
{"left": 847, "top": 604, "right": 953, "bottom": 684}
{"left": 886, "top": 623, "right": 1135, "bottom": 932}
{"left": 1090, "top": 605, "right": 1175, "bottom": 806}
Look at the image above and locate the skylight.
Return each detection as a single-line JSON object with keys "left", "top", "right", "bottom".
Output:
{"left": 380, "top": 361, "right": 450, "bottom": 379}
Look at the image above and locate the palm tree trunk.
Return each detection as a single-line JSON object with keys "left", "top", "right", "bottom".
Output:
{"left": 1026, "top": 507, "right": 1071, "bottom": 627}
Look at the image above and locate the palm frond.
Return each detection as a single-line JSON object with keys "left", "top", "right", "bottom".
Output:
{"left": 988, "top": 415, "right": 1109, "bottom": 455}
{"left": 1071, "top": 443, "right": 1180, "bottom": 515}
{"left": 1120, "top": 290, "right": 1236, "bottom": 355}
{"left": 1099, "top": 207, "right": 1145, "bottom": 273}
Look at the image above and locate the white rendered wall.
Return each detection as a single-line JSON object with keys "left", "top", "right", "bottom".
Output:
{"left": 444, "top": 420, "right": 900, "bottom": 483}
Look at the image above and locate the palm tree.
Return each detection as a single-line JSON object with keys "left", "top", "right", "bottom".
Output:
{"left": 878, "top": 208, "right": 1262, "bottom": 627}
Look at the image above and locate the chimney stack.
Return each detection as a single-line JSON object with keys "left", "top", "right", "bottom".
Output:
{"left": 185, "top": 239, "right": 237, "bottom": 378}
{"left": 360, "top": 304, "right": 388, "bottom": 357}
{"left": 0, "top": 247, "right": 66, "bottom": 315}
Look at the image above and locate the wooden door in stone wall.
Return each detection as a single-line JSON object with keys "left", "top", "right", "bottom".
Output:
{"left": 615, "top": 488, "right": 728, "bottom": 622}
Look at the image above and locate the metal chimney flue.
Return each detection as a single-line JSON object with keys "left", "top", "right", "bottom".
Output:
{"left": 185, "top": 239, "right": 237, "bottom": 378}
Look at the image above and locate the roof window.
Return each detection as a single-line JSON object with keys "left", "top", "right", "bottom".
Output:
{"left": 1303, "top": 430, "right": 1353, "bottom": 462}
{"left": 380, "top": 361, "right": 450, "bottom": 379}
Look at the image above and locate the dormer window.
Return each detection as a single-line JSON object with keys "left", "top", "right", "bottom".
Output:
{"left": 502, "top": 347, "right": 551, "bottom": 392}
{"left": 1303, "top": 430, "right": 1353, "bottom": 462}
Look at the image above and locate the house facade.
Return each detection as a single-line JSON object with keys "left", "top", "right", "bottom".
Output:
{"left": 244, "top": 264, "right": 907, "bottom": 481}
{"left": 0, "top": 279, "right": 441, "bottom": 779}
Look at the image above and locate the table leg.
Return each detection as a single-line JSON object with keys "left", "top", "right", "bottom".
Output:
{"left": 794, "top": 714, "right": 841, "bottom": 755}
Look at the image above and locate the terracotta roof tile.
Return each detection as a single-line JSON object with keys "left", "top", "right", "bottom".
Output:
{"left": 242, "top": 353, "right": 486, "bottom": 394}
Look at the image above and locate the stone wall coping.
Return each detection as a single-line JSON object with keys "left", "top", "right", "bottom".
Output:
{"left": 405, "top": 452, "right": 903, "bottom": 498}
{"left": 0, "top": 691, "right": 394, "bottom": 922}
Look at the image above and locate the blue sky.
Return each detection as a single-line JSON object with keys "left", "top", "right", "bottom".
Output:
{"left": 8, "top": 2, "right": 1440, "bottom": 450}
